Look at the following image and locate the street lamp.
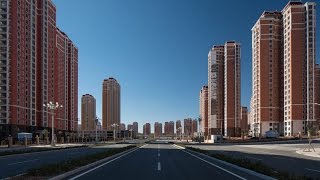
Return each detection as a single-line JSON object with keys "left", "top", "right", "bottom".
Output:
{"left": 43, "top": 101, "right": 63, "bottom": 146}
{"left": 95, "top": 117, "right": 100, "bottom": 144}
{"left": 129, "top": 128, "right": 133, "bottom": 139}
{"left": 177, "top": 127, "right": 182, "bottom": 141}
{"left": 111, "top": 123, "right": 119, "bottom": 142}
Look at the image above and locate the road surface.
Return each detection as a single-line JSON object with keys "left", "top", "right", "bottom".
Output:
{"left": 66, "top": 143, "right": 271, "bottom": 180}
{"left": 0, "top": 144, "right": 129, "bottom": 179}
{"left": 188, "top": 143, "right": 320, "bottom": 179}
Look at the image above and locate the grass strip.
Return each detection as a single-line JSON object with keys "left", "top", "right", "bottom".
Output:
{"left": 26, "top": 145, "right": 136, "bottom": 177}
{"left": 186, "top": 147, "right": 313, "bottom": 180}
{"left": 0, "top": 145, "right": 88, "bottom": 157}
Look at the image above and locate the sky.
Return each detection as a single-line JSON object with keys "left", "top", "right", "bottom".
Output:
{"left": 53, "top": 0, "right": 319, "bottom": 133}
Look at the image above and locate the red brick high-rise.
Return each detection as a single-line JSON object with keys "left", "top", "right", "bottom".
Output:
{"left": 251, "top": 11, "right": 283, "bottom": 136}
{"left": 154, "top": 122, "right": 162, "bottom": 138}
{"left": 143, "top": 123, "right": 151, "bottom": 136}
{"left": 224, "top": 41, "right": 241, "bottom": 137}
{"left": 0, "top": 0, "right": 78, "bottom": 139}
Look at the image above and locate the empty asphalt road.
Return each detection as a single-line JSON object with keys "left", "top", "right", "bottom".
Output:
{"left": 66, "top": 143, "right": 273, "bottom": 180}
{"left": 0, "top": 144, "right": 130, "bottom": 179}
{"left": 188, "top": 143, "right": 320, "bottom": 179}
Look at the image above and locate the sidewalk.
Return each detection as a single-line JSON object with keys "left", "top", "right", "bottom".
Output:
{"left": 0, "top": 143, "right": 86, "bottom": 153}
{"left": 296, "top": 147, "right": 320, "bottom": 159}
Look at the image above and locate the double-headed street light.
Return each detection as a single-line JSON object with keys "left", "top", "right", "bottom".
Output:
{"left": 43, "top": 101, "right": 63, "bottom": 146}
{"left": 111, "top": 123, "right": 119, "bottom": 142}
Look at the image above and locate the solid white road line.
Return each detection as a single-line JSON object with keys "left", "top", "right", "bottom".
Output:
{"left": 305, "top": 168, "right": 320, "bottom": 173}
{"left": 69, "top": 144, "right": 148, "bottom": 180}
{"left": 172, "top": 145, "right": 246, "bottom": 180}
{"left": 157, "top": 162, "right": 161, "bottom": 171}
{"left": 8, "top": 159, "right": 39, "bottom": 166}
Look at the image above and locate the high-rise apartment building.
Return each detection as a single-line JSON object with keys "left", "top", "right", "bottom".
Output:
{"left": 184, "top": 118, "right": 192, "bottom": 137}
{"left": 224, "top": 41, "right": 241, "bottom": 137}
{"left": 133, "top": 122, "right": 138, "bottom": 135}
{"left": 251, "top": 11, "right": 283, "bottom": 136}
{"left": 102, "top": 78, "right": 120, "bottom": 131}
{"left": 315, "top": 64, "right": 320, "bottom": 129}
{"left": 250, "top": 1, "right": 319, "bottom": 137}
{"left": 282, "top": 2, "right": 316, "bottom": 136}
{"left": 208, "top": 46, "right": 225, "bottom": 135}
{"left": 241, "top": 107, "right": 248, "bottom": 133}
{"left": 164, "top": 121, "right": 174, "bottom": 136}
{"left": 0, "top": 0, "right": 78, "bottom": 139}
{"left": 81, "top": 94, "right": 96, "bottom": 131}
{"left": 154, "top": 122, "right": 162, "bottom": 138}
{"left": 120, "top": 123, "right": 126, "bottom": 131}
{"left": 143, "top": 123, "right": 151, "bottom": 136}
{"left": 192, "top": 119, "right": 198, "bottom": 135}
{"left": 127, "top": 124, "right": 133, "bottom": 131}
{"left": 199, "top": 85, "right": 209, "bottom": 136}
{"left": 176, "top": 120, "right": 182, "bottom": 135}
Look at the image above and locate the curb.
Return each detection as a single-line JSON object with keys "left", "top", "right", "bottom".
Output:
{"left": 173, "top": 144, "right": 275, "bottom": 180}
{"left": 296, "top": 149, "right": 320, "bottom": 158}
{"left": 48, "top": 145, "right": 141, "bottom": 180}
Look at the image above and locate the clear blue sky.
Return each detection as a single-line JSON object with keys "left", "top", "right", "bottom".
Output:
{"left": 53, "top": 0, "right": 319, "bottom": 133}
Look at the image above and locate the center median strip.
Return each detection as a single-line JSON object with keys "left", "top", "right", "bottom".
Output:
{"left": 12, "top": 144, "right": 145, "bottom": 179}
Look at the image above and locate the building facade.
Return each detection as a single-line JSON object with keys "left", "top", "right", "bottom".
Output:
{"left": 282, "top": 2, "right": 317, "bottom": 136}
{"left": 120, "top": 123, "right": 126, "bottom": 131}
{"left": 133, "top": 122, "right": 138, "bottom": 136}
{"left": 143, "top": 123, "right": 151, "bottom": 136}
{"left": 208, "top": 46, "right": 225, "bottom": 135}
{"left": 251, "top": 11, "right": 283, "bottom": 136}
{"left": 224, "top": 41, "right": 241, "bottom": 137}
{"left": 241, "top": 107, "right": 248, "bottom": 133}
{"left": 166, "top": 121, "right": 174, "bottom": 136}
{"left": 0, "top": 0, "right": 78, "bottom": 140}
{"left": 102, "top": 78, "right": 120, "bottom": 131}
{"left": 199, "top": 85, "right": 209, "bottom": 136}
{"left": 176, "top": 120, "right": 182, "bottom": 135}
{"left": 154, "top": 122, "right": 162, "bottom": 138}
{"left": 184, "top": 118, "right": 192, "bottom": 137}
{"left": 81, "top": 94, "right": 96, "bottom": 131}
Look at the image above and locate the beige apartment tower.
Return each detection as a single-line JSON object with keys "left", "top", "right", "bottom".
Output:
{"left": 251, "top": 11, "right": 283, "bottom": 136}
{"left": 81, "top": 94, "right": 96, "bottom": 130}
{"left": 208, "top": 46, "right": 225, "bottom": 136}
{"left": 282, "top": 2, "right": 316, "bottom": 136}
{"left": 102, "top": 78, "right": 121, "bottom": 131}
{"left": 199, "top": 86, "right": 209, "bottom": 136}
{"left": 224, "top": 41, "right": 241, "bottom": 137}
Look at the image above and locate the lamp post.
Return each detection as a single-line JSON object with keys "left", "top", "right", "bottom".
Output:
{"left": 43, "top": 101, "right": 63, "bottom": 146}
{"left": 95, "top": 117, "right": 100, "bottom": 144}
{"left": 177, "top": 127, "right": 182, "bottom": 141}
{"left": 111, "top": 123, "right": 119, "bottom": 142}
{"left": 129, "top": 128, "right": 133, "bottom": 139}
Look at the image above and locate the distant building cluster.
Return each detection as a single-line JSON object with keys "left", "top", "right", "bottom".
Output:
{"left": 0, "top": 0, "right": 78, "bottom": 139}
